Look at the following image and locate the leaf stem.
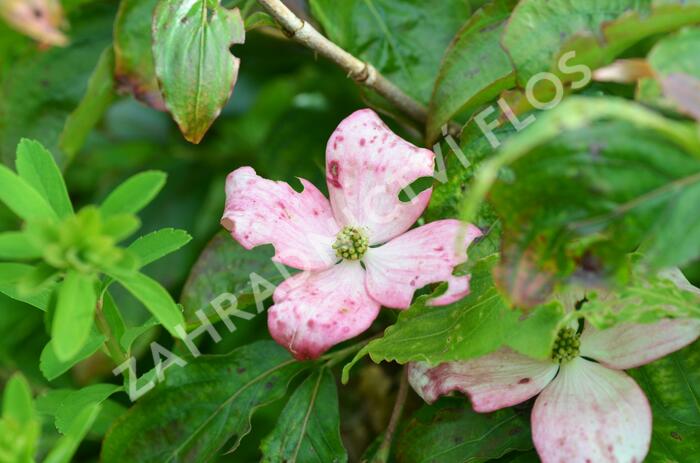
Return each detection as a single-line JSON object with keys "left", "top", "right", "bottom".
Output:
{"left": 94, "top": 297, "right": 128, "bottom": 370}
{"left": 255, "top": 0, "right": 428, "bottom": 125}
{"left": 372, "top": 367, "right": 409, "bottom": 463}
{"left": 321, "top": 333, "right": 383, "bottom": 368}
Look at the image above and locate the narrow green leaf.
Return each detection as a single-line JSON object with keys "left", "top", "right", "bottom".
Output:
{"left": 153, "top": 0, "right": 245, "bottom": 143}
{"left": 100, "top": 171, "right": 166, "bottom": 216}
{"left": 0, "top": 232, "right": 41, "bottom": 259}
{"left": 0, "top": 263, "right": 52, "bottom": 311}
{"left": 395, "top": 398, "right": 532, "bottom": 463}
{"left": 40, "top": 331, "right": 106, "bottom": 381}
{"left": 119, "top": 317, "right": 158, "bottom": 351}
{"left": 2, "top": 374, "right": 34, "bottom": 426}
{"left": 59, "top": 47, "right": 117, "bottom": 160}
{"left": 261, "top": 369, "right": 347, "bottom": 463}
{"left": 101, "top": 213, "right": 141, "bottom": 242}
{"left": 15, "top": 138, "right": 73, "bottom": 218}
{"left": 426, "top": 0, "right": 517, "bottom": 143}
{"left": 16, "top": 263, "right": 59, "bottom": 298}
{"left": 128, "top": 228, "right": 192, "bottom": 267}
{"left": 51, "top": 272, "right": 98, "bottom": 361}
{"left": 108, "top": 270, "right": 184, "bottom": 338}
{"left": 101, "top": 341, "right": 306, "bottom": 462}
{"left": 44, "top": 404, "right": 101, "bottom": 463}
{"left": 55, "top": 384, "right": 121, "bottom": 434}
{"left": 0, "top": 373, "right": 40, "bottom": 463}
{"left": 0, "top": 164, "right": 58, "bottom": 222}
{"left": 114, "top": 0, "right": 166, "bottom": 109}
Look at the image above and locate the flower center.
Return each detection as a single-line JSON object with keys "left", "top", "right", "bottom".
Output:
{"left": 332, "top": 226, "right": 368, "bottom": 260}
{"left": 551, "top": 327, "right": 581, "bottom": 364}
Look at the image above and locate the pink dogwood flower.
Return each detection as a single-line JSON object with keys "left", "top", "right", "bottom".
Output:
{"left": 409, "top": 273, "right": 700, "bottom": 463}
{"left": 221, "top": 109, "right": 481, "bottom": 359}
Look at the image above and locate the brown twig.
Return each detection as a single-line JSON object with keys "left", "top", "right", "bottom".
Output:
{"left": 256, "top": 0, "right": 428, "bottom": 125}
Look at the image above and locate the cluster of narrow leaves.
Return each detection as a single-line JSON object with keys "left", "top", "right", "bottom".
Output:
{"left": 0, "top": 139, "right": 190, "bottom": 362}
{"left": 0, "top": 138, "right": 193, "bottom": 460}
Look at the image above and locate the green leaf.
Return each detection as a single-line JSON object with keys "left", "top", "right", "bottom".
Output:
{"left": 0, "top": 10, "right": 113, "bottom": 165}
{"left": 40, "top": 331, "right": 106, "bottom": 381}
{"left": 152, "top": 0, "right": 245, "bottom": 143}
{"left": 628, "top": 341, "right": 700, "bottom": 461}
{"left": 15, "top": 138, "right": 73, "bottom": 218}
{"left": 460, "top": 97, "right": 700, "bottom": 303}
{"left": 180, "top": 230, "right": 284, "bottom": 322}
{"left": 107, "top": 270, "right": 184, "bottom": 339}
{"left": 395, "top": 398, "right": 532, "bottom": 463}
{"left": 15, "top": 263, "right": 59, "bottom": 300}
{"left": 0, "top": 232, "right": 41, "bottom": 259}
{"left": 426, "top": 0, "right": 517, "bottom": 143}
{"left": 44, "top": 404, "right": 101, "bottom": 463}
{"left": 119, "top": 317, "right": 158, "bottom": 351}
{"left": 641, "top": 26, "right": 700, "bottom": 117}
{"left": 342, "top": 255, "right": 564, "bottom": 382}
{"left": 556, "top": 2, "right": 700, "bottom": 86}
{"left": 55, "top": 384, "right": 121, "bottom": 434}
{"left": 100, "top": 171, "right": 167, "bottom": 216}
{"left": 128, "top": 228, "right": 192, "bottom": 268}
{"left": 0, "top": 163, "right": 58, "bottom": 222}
{"left": 51, "top": 271, "right": 98, "bottom": 361}
{"left": 2, "top": 374, "right": 34, "bottom": 426}
{"left": 0, "top": 263, "right": 52, "bottom": 311}
{"left": 261, "top": 369, "right": 347, "bottom": 463}
{"left": 0, "top": 373, "right": 40, "bottom": 463}
{"left": 101, "top": 214, "right": 142, "bottom": 243}
{"left": 580, "top": 265, "right": 700, "bottom": 328}
{"left": 309, "top": 0, "right": 472, "bottom": 105}
{"left": 502, "top": 0, "right": 646, "bottom": 87}
{"left": 101, "top": 341, "right": 306, "bottom": 462}
{"left": 114, "top": 0, "right": 166, "bottom": 109}
{"left": 59, "top": 46, "right": 117, "bottom": 161}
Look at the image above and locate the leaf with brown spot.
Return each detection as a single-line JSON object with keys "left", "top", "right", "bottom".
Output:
{"left": 114, "top": 0, "right": 166, "bottom": 110}
{"left": 152, "top": 0, "right": 245, "bottom": 143}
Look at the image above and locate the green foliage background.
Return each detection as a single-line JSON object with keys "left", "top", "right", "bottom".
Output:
{"left": 0, "top": 0, "right": 699, "bottom": 462}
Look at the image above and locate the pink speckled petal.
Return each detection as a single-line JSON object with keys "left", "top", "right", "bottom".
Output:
{"left": 222, "top": 167, "right": 340, "bottom": 271}
{"left": 580, "top": 318, "right": 700, "bottom": 370}
{"left": 532, "top": 357, "right": 651, "bottom": 463}
{"left": 408, "top": 349, "right": 558, "bottom": 411}
{"left": 326, "top": 109, "right": 435, "bottom": 244}
{"left": 268, "top": 261, "right": 381, "bottom": 360}
{"left": 363, "top": 220, "right": 482, "bottom": 309}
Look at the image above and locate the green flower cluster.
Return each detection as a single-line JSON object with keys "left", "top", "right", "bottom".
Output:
{"left": 332, "top": 226, "right": 369, "bottom": 260}
{"left": 551, "top": 327, "right": 581, "bottom": 364}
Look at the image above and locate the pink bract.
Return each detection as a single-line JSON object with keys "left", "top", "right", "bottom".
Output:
{"left": 408, "top": 281, "right": 700, "bottom": 463}
{"left": 222, "top": 109, "right": 481, "bottom": 359}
